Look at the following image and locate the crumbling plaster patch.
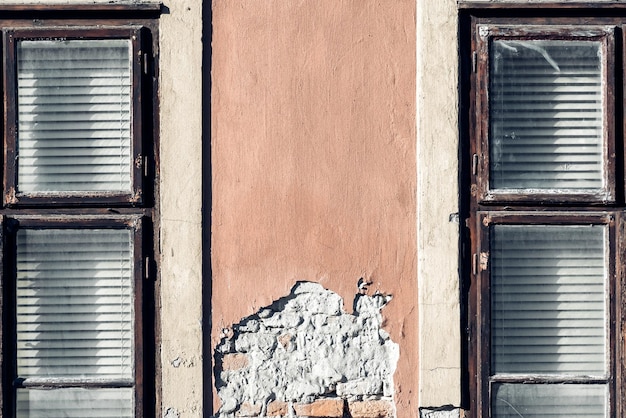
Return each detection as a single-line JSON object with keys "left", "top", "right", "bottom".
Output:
{"left": 419, "top": 406, "right": 460, "bottom": 418}
{"left": 164, "top": 407, "right": 181, "bottom": 418}
{"left": 214, "top": 281, "right": 399, "bottom": 417}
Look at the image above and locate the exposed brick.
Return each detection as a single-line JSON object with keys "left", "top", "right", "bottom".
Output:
{"left": 236, "top": 402, "right": 262, "bottom": 417}
{"left": 277, "top": 333, "right": 293, "bottom": 350}
{"left": 267, "top": 401, "right": 289, "bottom": 416}
{"left": 348, "top": 400, "right": 394, "bottom": 418}
{"left": 221, "top": 353, "right": 249, "bottom": 371}
{"left": 294, "top": 398, "right": 344, "bottom": 417}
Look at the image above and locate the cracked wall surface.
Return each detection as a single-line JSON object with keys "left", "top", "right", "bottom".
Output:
{"left": 214, "top": 282, "right": 399, "bottom": 418}
{"left": 210, "top": 0, "right": 418, "bottom": 414}
{"left": 419, "top": 407, "right": 460, "bottom": 418}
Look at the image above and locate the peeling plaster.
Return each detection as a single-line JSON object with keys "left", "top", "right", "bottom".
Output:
{"left": 170, "top": 356, "right": 196, "bottom": 369}
{"left": 214, "top": 281, "right": 399, "bottom": 417}
{"left": 419, "top": 406, "right": 460, "bottom": 418}
{"left": 164, "top": 407, "right": 181, "bottom": 418}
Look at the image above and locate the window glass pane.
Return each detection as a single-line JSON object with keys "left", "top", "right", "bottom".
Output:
{"left": 490, "top": 40, "right": 603, "bottom": 190}
{"left": 16, "top": 388, "right": 133, "bottom": 418}
{"left": 492, "top": 383, "right": 607, "bottom": 418}
{"left": 17, "top": 39, "right": 132, "bottom": 193}
{"left": 16, "top": 229, "right": 134, "bottom": 379}
{"left": 491, "top": 225, "right": 607, "bottom": 375}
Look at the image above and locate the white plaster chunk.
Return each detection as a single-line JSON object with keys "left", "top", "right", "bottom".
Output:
{"left": 291, "top": 281, "right": 326, "bottom": 294}
{"left": 214, "top": 281, "right": 398, "bottom": 417}
{"left": 336, "top": 378, "right": 383, "bottom": 398}
{"left": 420, "top": 407, "right": 460, "bottom": 418}
{"left": 263, "top": 312, "right": 304, "bottom": 328}
{"left": 238, "top": 319, "right": 261, "bottom": 333}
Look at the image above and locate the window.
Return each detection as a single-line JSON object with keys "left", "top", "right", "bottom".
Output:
{"left": 4, "top": 28, "right": 147, "bottom": 206}
{"left": 474, "top": 25, "right": 615, "bottom": 204}
{"left": 0, "top": 13, "right": 158, "bottom": 418}
{"left": 465, "top": 9, "right": 626, "bottom": 418}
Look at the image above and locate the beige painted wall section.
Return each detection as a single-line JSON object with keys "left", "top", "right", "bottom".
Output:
{"left": 211, "top": 0, "right": 417, "bottom": 416}
{"left": 160, "top": 0, "right": 204, "bottom": 416}
{"left": 416, "top": 0, "right": 461, "bottom": 408}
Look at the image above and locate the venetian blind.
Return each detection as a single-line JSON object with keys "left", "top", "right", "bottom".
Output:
{"left": 15, "top": 229, "right": 134, "bottom": 380}
{"left": 490, "top": 224, "right": 607, "bottom": 376}
{"left": 490, "top": 40, "right": 604, "bottom": 190}
{"left": 492, "top": 383, "right": 607, "bottom": 418}
{"left": 16, "top": 388, "right": 133, "bottom": 418}
{"left": 16, "top": 39, "right": 132, "bottom": 193}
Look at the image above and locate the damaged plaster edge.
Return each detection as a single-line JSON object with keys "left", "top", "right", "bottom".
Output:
{"left": 419, "top": 405, "right": 461, "bottom": 418}
{"left": 416, "top": 0, "right": 461, "bottom": 407}
{"left": 163, "top": 407, "right": 180, "bottom": 418}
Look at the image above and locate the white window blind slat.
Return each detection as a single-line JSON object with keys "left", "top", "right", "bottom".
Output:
{"left": 19, "top": 131, "right": 131, "bottom": 141}
{"left": 19, "top": 95, "right": 131, "bottom": 106}
{"left": 490, "top": 40, "right": 604, "bottom": 190}
{"left": 19, "top": 154, "right": 132, "bottom": 164}
{"left": 19, "top": 112, "right": 130, "bottom": 124}
{"left": 16, "top": 388, "right": 133, "bottom": 418}
{"left": 16, "top": 331, "right": 132, "bottom": 342}
{"left": 491, "top": 225, "right": 607, "bottom": 376}
{"left": 492, "top": 383, "right": 607, "bottom": 417}
{"left": 19, "top": 120, "right": 130, "bottom": 132}
{"left": 15, "top": 139, "right": 129, "bottom": 150}
{"left": 16, "top": 39, "right": 132, "bottom": 194}
{"left": 16, "top": 229, "right": 134, "bottom": 380}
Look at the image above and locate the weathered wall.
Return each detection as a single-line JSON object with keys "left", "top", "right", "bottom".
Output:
{"left": 0, "top": 0, "right": 466, "bottom": 417}
{"left": 215, "top": 282, "right": 398, "bottom": 417}
{"left": 416, "top": 0, "right": 461, "bottom": 411}
{"left": 159, "top": 0, "right": 204, "bottom": 416}
{"left": 211, "top": 0, "right": 417, "bottom": 417}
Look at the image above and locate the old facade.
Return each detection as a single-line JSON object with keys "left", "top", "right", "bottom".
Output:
{"left": 0, "top": 0, "right": 618, "bottom": 418}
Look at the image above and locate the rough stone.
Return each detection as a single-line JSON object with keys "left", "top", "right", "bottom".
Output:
{"left": 277, "top": 333, "right": 293, "bottom": 350}
{"left": 294, "top": 399, "right": 344, "bottom": 417}
{"left": 348, "top": 400, "right": 395, "bottom": 418}
{"left": 419, "top": 407, "right": 460, "bottom": 418}
{"left": 236, "top": 402, "right": 262, "bottom": 417}
{"left": 266, "top": 401, "right": 289, "bottom": 416}
{"left": 336, "top": 378, "right": 383, "bottom": 398}
{"left": 239, "top": 319, "right": 261, "bottom": 333}
{"left": 221, "top": 353, "right": 249, "bottom": 371}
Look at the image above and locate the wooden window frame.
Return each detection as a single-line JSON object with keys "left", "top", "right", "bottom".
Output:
{"left": 1, "top": 215, "right": 148, "bottom": 417}
{"left": 473, "top": 24, "right": 616, "bottom": 205}
{"left": 0, "top": 12, "right": 159, "bottom": 418}
{"left": 2, "top": 27, "right": 149, "bottom": 208}
{"left": 463, "top": 9, "right": 626, "bottom": 418}
{"left": 470, "top": 211, "right": 618, "bottom": 418}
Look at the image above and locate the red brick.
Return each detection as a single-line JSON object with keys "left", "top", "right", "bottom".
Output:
{"left": 267, "top": 401, "right": 289, "bottom": 416}
{"left": 294, "top": 398, "right": 344, "bottom": 417}
{"left": 277, "top": 333, "right": 293, "bottom": 350}
{"left": 348, "top": 400, "right": 394, "bottom": 418}
{"left": 221, "top": 353, "right": 249, "bottom": 371}
{"left": 236, "top": 402, "right": 262, "bottom": 417}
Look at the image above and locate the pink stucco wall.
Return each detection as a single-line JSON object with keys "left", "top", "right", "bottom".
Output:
{"left": 211, "top": 1, "right": 417, "bottom": 416}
